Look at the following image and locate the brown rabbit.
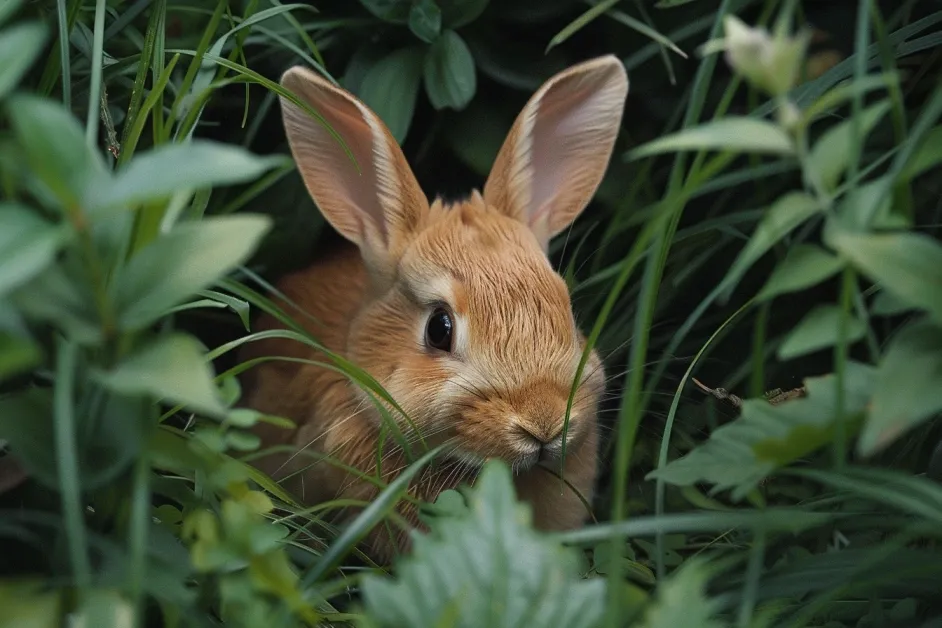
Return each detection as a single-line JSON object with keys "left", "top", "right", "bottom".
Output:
{"left": 239, "top": 55, "right": 628, "bottom": 561}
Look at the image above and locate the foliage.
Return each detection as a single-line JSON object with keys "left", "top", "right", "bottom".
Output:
{"left": 2, "top": 0, "right": 942, "bottom": 627}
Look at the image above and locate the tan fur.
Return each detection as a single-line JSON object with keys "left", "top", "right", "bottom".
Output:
{"left": 239, "top": 56, "right": 628, "bottom": 562}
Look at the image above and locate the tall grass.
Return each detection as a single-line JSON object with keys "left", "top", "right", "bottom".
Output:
{"left": 2, "top": 0, "right": 942, "bottom": 626}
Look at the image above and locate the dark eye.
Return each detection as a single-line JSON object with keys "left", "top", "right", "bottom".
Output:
{"left": 425, "top": 307, "right": 454, "bottom": 353}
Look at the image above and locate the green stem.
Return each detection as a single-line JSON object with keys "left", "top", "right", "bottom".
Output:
{"left": 86, "top": 0, "right": 107, "bottom": 150}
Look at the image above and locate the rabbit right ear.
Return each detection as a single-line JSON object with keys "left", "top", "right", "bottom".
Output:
{"left": 279, "top": 67, "right": 429, "bottom": 276}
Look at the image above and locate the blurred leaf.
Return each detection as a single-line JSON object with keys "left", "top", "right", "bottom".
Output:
{"left": 903, "top": 125, "right": 942, "bottom": 180}
{"left": 86, "top": 141, "right": 288, "bottom": 213}
{"left": 0, "top": 0, "right": 25, "bottom": 26}
{"left": 0, "top": 388, "right": 57, "bottom": 487}
{"left": 466, "top": 32, "right": 568, "bottom": 91}
{"left": 72, "top": 589, "right": 134, "bottom": 627}
{"left": 756, "top": 244, "right": 844, "bottom": 301}
{"left": 0, "top": 580, "right": 61, "bottom": 628}
{"left": 112, "top": 215, "right": 272, "bottom": 331}
{"left": 424, "top": 30, "right": 477, "bottom": 110}
{"left": 777, "top": 305, "right": 866, "bottom": 361}
{"left": 647, "top": 362, "right": 875, "bottom": 500}
{"left": 441, "top": 0, "right": 490, "bottom": 28}
{"left": 0, "top": 203, "right": 69, "bottom": 296}
{"left": 358, "top": 46, "right": 425, "bottom": 143}
{"left": 360, "top": 460, "right": 606, "bottom": 628}
{"left": 95, "top": 334, "right": 226, "bottom": 418}
{"left": 871, "top": 290, "right": 911, "bottom": 317}
{"left": 638, "top": 558, "right": 726, "bottom": 628}
{"left": 722, "top": 192, "right": 822, "bottom": 299}
{"left": 13, "top": 265, "right": 102, "bottom": 345}
{"left": 546, "top": 0, "right": 621, "bottom": 52}
{"left": 359, "top": 0, "right": 410, "bottom": 23}
{"left": 807, "top": 100, "right": 890, "bottom": 192}
{"left": 655, "top": 0, "right": 699, "bottom": 6}
{"left": 0, "top": 21, "right": 48, "bottom": 100}
{"left": 858, "top": 319, "right": 942, "bottom": 456}
{"left": 408, "top": 0, "right": 441, "bottom": 43}
{"left": 825, "top": 226, "right": 942, "bottom": 325}
{"left": 6, "top": 94, "right": 106, "bottom": 210}
{"left": 0, "top": 333, "right": 41, "bottom": 380}
{"left": 627, "top": 117, "right": 794, "bottom": 160}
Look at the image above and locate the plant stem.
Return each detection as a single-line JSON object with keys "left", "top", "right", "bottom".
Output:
{"left": 86, "top": 0, "right": 107, "bottom": 150}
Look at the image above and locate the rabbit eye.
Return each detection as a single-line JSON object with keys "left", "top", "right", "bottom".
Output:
{"left": 425, "top": 307, "right": 453, "bottom": 353}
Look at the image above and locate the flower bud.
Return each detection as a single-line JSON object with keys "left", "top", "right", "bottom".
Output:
{"left": 722, "top": 15, "right": 810, "bottom": 96}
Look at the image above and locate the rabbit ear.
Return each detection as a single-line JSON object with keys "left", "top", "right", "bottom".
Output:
{"left": 483, "top": 55, "right": 628, "bottom": 251}
{"left": 279, "top": 67, "right": 428, "bottom": 275}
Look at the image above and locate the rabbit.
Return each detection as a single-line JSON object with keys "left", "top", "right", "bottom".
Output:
{"left": 238, "top": 55, "right": 628, "bottom": 562}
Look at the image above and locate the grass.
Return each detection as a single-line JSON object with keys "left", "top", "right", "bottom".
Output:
{"left": 1, "top": 0, "right": 942, "bottom": 626}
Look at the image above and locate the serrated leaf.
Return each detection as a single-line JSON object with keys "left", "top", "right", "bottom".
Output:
{"left": 627, "top": 117, "right": 794, "bottom": 160}
{"left": 0, "top": 203, "right": 69, "bottom": 296}
{"left": 408, "top": 0, "right": 441, "bottom": 43}
{"left": 858, "top": 319, "right": 942, "bottom": 456}
{"left": 424, "top": 30, "right": 477, "bottom": 110}
{"left": 777, "top": 305, "right": 866, "bottom": 360}
{"left": 807, "top": 100, "right": 891, "bottom": 193}
{"left": 112, "top": 215, "right": 271, "bottom": 331}
{"left": 441, "top": 0, "right": 490, "bottom": 28}
{"left": 756, "top": 244, "right": 845, "bottom": 301}
{"left": 647, "top": 362, "right": 875, "bottom": 500}
{"left": 360, "top": 460, "right": 606, "bottom": 628}
{"left": 638, "top": 558, "right": 727, "bottom": 628}
{"left": 95, "top": 334, "right": 226, "bottom": 418}
{"left": 358, "top": 47, "right": 425, "bottom": 143}
{"left": 0, "top": 21, "right": 48, "bottom": 100}
{"left": 825, "top": 226, "right": 942, "bottom": 325}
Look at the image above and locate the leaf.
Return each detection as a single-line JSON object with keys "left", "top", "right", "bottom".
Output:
{"left": 358, "top": 46, "right": 425, "bottom": 144}
{"left": 756, "top": 244, "right": 845, "bottom": 301}
{"left": 85, "top": 141, "right": 288, "bottom": 213}
{"left": 0, "top": 388, "right": 58, "bottom": 488}
{"left": 825, "top": 226, "right": 942, "bottom": 325}
{"left": 722, "top": 192, "right": 822, "bottom": 299}
{"left": 6, "top": 94, "right": 106, "bottom": 210}
{"left": 198, "top": 289, "right": 251, "bottom": 331}
{"left": 777, "top": 305, "right": 866, "bottom": 361}
{"left": 408, "top": 0, "right": 441, "bottom": 43}
{"left": 0, "top": 203, "right": 69, "bottom": 296}
{"left": 871, "top": 290, "right": 911, "bottom": 317}
{"left": 95, "top": 334, "right": 227, "bottom": 418}
{"left": 858, "top": 319, "right": 942, "bottom": 456}
{"left": 360, "top": 460, "right": 606, "bottom": 628}
{"left": 655, "top": 0, "right": 700, "bottom": 6}
{"left": 112, "top": 215, "right": 271, "bottom": 331}
{"left": 627, "top": 117, "right": 795, "bottom": 160}
{"left": 0, "top": 0, "right": 26, "bottom": 26}
{"left": 12, "top": 265, "right": 102, "bottom": 345}
{"left": 0, "top": 21, "right": 48, "bottom": 100}
{"left": 647, "top": 362, "right": 875, "bottom": 500}
{"left": 807, "top": 100, "right": 891, "bottom": 192}
{"left": 638, "top": 558, "right": 726, "bottom": 628}
{"left": 0, "top": 333, "right": 41, "bottom": 380}
{"left": 359, "top": 0, "right": 411, "bottom": 23}
{"left": 424, "top": 30, "right": 477, "bottom": 110}
{"left": 0, "top": 580, "right": 61, "bottom": 628}
{"left": 440, "top": 0, "right": 490, "bottom": 28}
{"left": 902, "top": 125, "right": 942, "bottom": 181}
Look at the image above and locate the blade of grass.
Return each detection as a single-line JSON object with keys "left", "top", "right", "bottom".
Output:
{"left": 86, "top": 0, "right": 107, "bottom": 150}
{"left": 120, "top": 0, "right": 165, "bottom": 150}
{"left": 56, "top": 0, "right": 71, "bottom": 110}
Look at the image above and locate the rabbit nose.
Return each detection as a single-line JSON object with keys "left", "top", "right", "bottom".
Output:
{"left": 517, "top": 424, "right": 564, "bottom": 446}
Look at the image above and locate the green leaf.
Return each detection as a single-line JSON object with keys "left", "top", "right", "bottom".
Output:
{"left": 408, "top": 0, "right": 441, "bottom": 43}
{"left": 825, "top": 226, "right": 942, "bottom": 325}
{"left": 807, "top": 100, "right": 891, "bottom": 192}
{"left": 6, "top": 94, "right": 106, "bottom": 210}
{"left": 902, "top": 125, "right": 942, "bottom": 181}
{"left": 359, "top": 0, "right": 410, "bottom": 23}
{"left": 86, "top": 141, "right": 288, "bottom": 212}
{"left": 777, "top": 305, "right": 866, "bottom": 361}
{"left": 638, "top": 558, "right": 726, "bottom": 628}
{"left": 12, "top": 265, "right": 102, "bottom": 345}
{"left": 198, "top": 289, "right": 251, "bottom": 331}
{"left": 0, "top": 580, "right": 61, "bottom": 628}
{"left": 0, "top": 203, "right": 69, "bottom": 296}
{"left": 756, "top": 244, "right": 845, "bottom": 301}
{"left": 95, "top": 334, "right": 226, "bottom": 418}
{"left": 0, "top": 21, "right": 48, "bottom": 100}
{"left": 871, "top": 290, "right": 911, "bottom": 317}
{"left": 627, "top": 117, "right": 794, "bottom": 160}
{"left": 0, "top": 0, "right": 26, "bottom": 26}
{"left": 0, "top": 388, "right": 58, "bottom": 487}
{"left": 440, "top": 0, "right": 490, "bottom": 28}
{"left": 112, "top": 215, "right": 271, "bottom": 331}
{"left": 358, "top": 47, "right": 425, "bottom": 144}
{"left": 647, "top": 362, "right": 875, "bottom": 500}
{"left": 858, "top": 319, "right": 942, "bottom": 456}
{"left": 722, "top": 192, "right": 822, "bottom": 299}
{"left": 360, "top": 460, "right": 606, "bottom": 628}
{"left": 424, "top": 30, "right": 477, "bottom": 110}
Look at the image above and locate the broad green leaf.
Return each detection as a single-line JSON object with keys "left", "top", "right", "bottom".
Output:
{"left": 112, "top": 215, "right": 272, "bottom": 331}
{"left": 0, "top": 0, "right": 25, "bottom": 26}
{"left": 825, "top": 226, "right": 942, "bottom": 325}
{"left": 807, "top": 100, "right": 891, "bottom": 192}
{"left": 0, "top": 580, "right": 61, "bottom": 628}
{"left": 0, "top": 21, "right": 48, "bottom": 100}
{"left": 6, "top": 94, "right": 106, "bottom": 210}
{"left": 722, "top": 192, "right": 822, "bottom": 299}
{"left": 360, "top": 460, "right": 606, "bottom": 628}
{"left": 0, "top": 388, "right": 58, "bottom": 487}
{"left": 647, "top": 362, "right": 875, "bottom": 500}
{"left": 424, "top": 30, "right": 477, "bottom": 110}
{"left": 72, "top": 589, "right": 135, "bottom": 628}
{"left": 359, "top": 0, "right": 410, "bottom": 23}
{"left": 12, "top": 265, "right": 102, "bottom": 345}
{"left": 858, "top": 319, "right": 942, "bottom": 456}
{"left": 0, "top": 203, "right": 69, "bottom": 296}
{"left": 441, "top": 0, "right": 490, "bottom": 28}
{"left": 871, "top": 290, "right": 912, "bottom": 317}
{"left": 95, "top": 334, "right": 226, "bottom": 418}
{"left": 777, "top": 305, "right": 866, "bottom": 361}
{"left": 86, "top": 141, "right": 288, "bottom": 212}
{"left": 408, "top": 0, "right": 441, "bottom": 43}
{"left": 902, "top": 125, "right": 942, "bottom": 181}
{"left": 627, "top": 117, "right": 794, "bottom": 161}
{"left": 358, "top": 46, "right": 425, "bottom": 143}
{"left": 756, "top": 244, "right": 844, "bottom": 301}
{"left": 638, "top": 558, "right": 726, "bottom": 628}
{"left": 0, "top": 333, "right": 41, "bottom": 380}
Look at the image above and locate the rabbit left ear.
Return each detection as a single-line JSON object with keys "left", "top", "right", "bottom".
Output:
{"left": 483, "top": 55, "right": 628, "bottom": 252}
